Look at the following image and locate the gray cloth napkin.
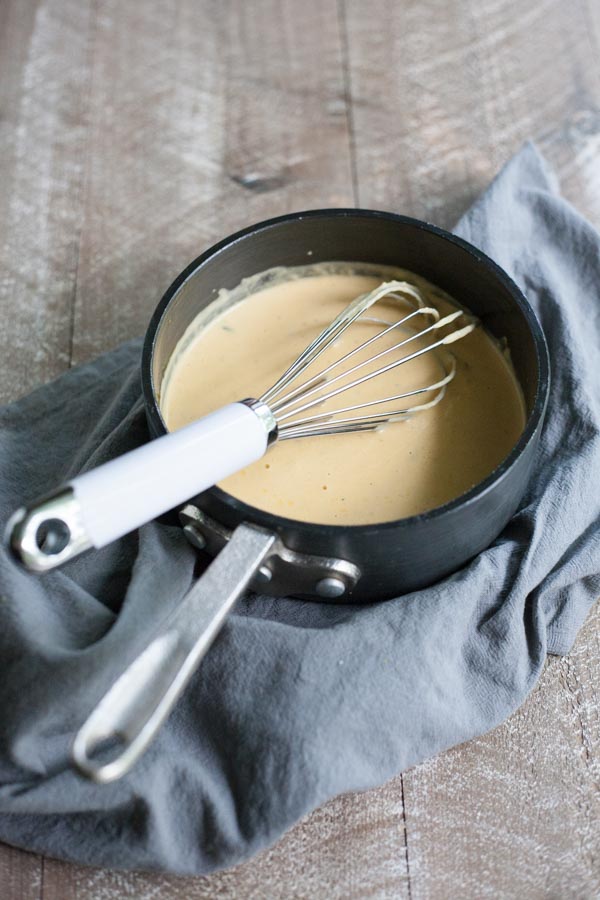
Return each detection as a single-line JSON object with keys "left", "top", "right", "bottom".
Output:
{"left": 0, "top": 143, "right": 598, "bottom": 875}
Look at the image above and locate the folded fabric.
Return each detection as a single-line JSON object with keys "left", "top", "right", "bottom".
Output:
{"left": 0, "top": 143, "right": 598, "bottom": 874}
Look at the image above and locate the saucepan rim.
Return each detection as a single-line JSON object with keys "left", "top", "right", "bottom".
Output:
{"left": 141, "top": 207, "right": 550, "bottom": 537}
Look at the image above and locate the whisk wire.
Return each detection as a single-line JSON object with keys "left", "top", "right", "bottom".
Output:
{"left": 271, "top": 308, "right": 468, "bottom": 417}
{"left": 269, "top": 306, "right": 438, "bottom": 414}
{"left": 275, "top": 313, "right": 471, "bottom": 425}
{"left": 277, "top": 361, "right": 457, "bottom": 439}
{"left": 259, "top": 280, "right": 477, "bottom": 439}
{"left": 261, "top": 282, "right": 426, "bottom": 406}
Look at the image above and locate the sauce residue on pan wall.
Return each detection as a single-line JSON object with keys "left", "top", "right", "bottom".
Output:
{"left": 160, "top": 263, "right": 526, "bottom": 525}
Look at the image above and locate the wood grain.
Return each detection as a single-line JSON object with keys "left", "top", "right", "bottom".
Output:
{"left": 0, "top": 844, "right": 40, "bottom": 900}
{"left": 403, "top": 603, "right": 600, "bottom": 900}
{"left": 41, "top": 780, "right": 409, "bottom": 899}
{"left": 0, "top": 0, "right": 599, "bottom": 897}
{"left": 0, "top": 0, "right": 95, "bottom": 402}
{"left": 69, "top": 0, "right": 354, "bottom": 365}
{"left": 342, "top": 0, "right": 600, "bottom": 228}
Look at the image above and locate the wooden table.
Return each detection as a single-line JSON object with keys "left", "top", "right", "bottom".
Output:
{"left": 1, "top": 1, "right": 599, "bottom": 896}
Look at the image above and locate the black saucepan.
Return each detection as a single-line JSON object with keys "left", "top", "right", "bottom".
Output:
{"left": 144, "top": 209, "right": 549, "bottom": 600}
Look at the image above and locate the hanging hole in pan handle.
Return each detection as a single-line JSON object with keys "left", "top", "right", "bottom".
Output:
{"left": 72, "top": 523, "right": 277, "bottom": 783}
{"left": 72, "top": 629, "right": 184, "bottom": 783}
{"left": 73, "top": 732, "right": 130, "bottom": 780}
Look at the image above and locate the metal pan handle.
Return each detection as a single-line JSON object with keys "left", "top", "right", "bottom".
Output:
{"left": 72, "top": 523, "right": 276, "bottom": 783}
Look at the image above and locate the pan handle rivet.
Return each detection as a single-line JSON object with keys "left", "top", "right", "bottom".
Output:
{"left": 315, "top": 576, "right": 346, "bottom": 599}
{"left": 182, "top": 523, "right": 207, "bottom": 551}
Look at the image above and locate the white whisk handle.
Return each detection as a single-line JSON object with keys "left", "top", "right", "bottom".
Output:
{"left": 74, "top": 402, "right": 269, "bottom": 547}
{"left": 7, "top": 401, "right": 273, "bottom": 572}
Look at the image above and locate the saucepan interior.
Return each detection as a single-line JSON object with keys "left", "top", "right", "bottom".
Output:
{"left": 142, "top": 210, "right": 549, "bottom": 600}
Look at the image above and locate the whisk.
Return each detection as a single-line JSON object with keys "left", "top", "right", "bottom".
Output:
{"left": 8, "top": 281, "right": 476, "bottom": 573}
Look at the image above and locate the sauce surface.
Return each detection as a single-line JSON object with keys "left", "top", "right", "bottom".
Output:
{"left": 161, "top": 264, "right": 526, "bottom": 524}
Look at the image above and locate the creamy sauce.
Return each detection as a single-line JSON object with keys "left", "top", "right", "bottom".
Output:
{"left": 161, "top": 264, "right": 526, "bottom": 524}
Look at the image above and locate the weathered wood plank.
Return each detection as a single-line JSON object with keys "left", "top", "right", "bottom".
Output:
{"left": 0, "top": 4, "right": 94, "bottom": 886}
{"left": 69, "top": 0, "right": 355, "bottom": 365}
{"left": 0, "top": 0, "right": 94, "bottom": 886}
{"left": 42, "top": 780, "right": 409, "bottom": 899}
{"left": 402, "top": 603, "right": 600, "bottom": 900}
{"left": 532, "top": 0, "right": 600, "bottom": 228}
{"left": 342, "top": 0, "right": 600, "bottom": 228}
{"left": 0, "top": 844, "right": 40, "bottom": 900}
{"left": 0, "top": 0, "right": 95, "bottom": 402}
